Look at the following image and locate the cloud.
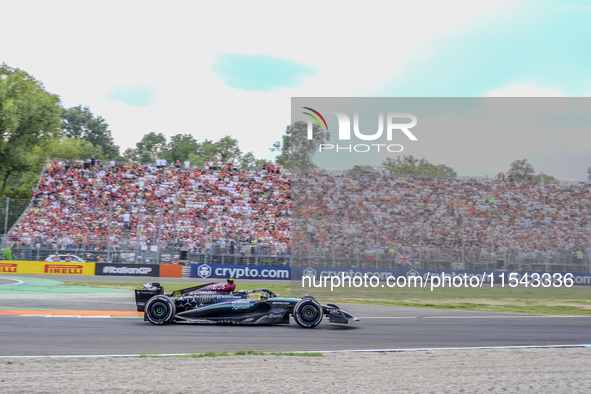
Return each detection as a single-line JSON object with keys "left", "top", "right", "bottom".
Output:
{"left": 0, "top": 0, "right": 521, "bottom": 157}
{"left": 212, "top": 54, "right": 317, "bottom": 92}
{"left": 107, "top": 85, "right": 155, "bottom": 107}
{"left": 485, "top": 83, "right": 565, "bottom": 97}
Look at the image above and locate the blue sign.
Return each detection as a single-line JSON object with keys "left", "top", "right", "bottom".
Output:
{"left": 190, "top": 263, "right": 291, "bottom": 280}
{"left": 189, "top": 264, "right": 591, "bottom": 285}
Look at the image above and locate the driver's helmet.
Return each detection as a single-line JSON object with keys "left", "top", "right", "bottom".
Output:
{"left": 259, "top": 292, "right": 269, "bottom": 300}
{"left": 227, "top": 278, "right": 234, "bottom": 284}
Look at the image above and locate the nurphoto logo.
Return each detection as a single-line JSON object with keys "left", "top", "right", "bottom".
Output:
{"left": 303, "top": 107, "right": 418, "bottom": 153}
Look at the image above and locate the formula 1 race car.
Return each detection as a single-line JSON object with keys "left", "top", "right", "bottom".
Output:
{"left": 135, "top": 280, "right": 358, "bottom": 328}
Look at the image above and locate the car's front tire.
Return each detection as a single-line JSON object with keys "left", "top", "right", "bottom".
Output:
{"left": 144, "top": 296, "right": 176, "bottom": 325}
{"left": 293, "top": 299, "right": 323, "bottom": 328}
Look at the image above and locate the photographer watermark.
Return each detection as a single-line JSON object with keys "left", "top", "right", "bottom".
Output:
{"left": 303, "top": 108, "right": 418, "bottom": 153}
{"left": 302, "top": 272, "right": 576, "bottom": 292}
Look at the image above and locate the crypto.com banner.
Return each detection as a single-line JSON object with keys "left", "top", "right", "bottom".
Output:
{"left": 289, "top": 98, "right": 591, "bottom": 298}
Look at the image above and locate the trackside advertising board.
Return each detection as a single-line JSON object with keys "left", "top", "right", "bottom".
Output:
{"left": 190, "top": 263, "right": 291, "bottom": 280}
{"left": 0, "top": 261, "right": 95, "bottom": 276}
{"left": 291, "top": 267, "right": 591, "bottom": 286}
{"left": 96, "top": 263, "right": 160, "bottom": 277}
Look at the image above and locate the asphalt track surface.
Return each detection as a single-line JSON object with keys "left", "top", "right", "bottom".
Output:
{"left": 1, "top": 275, "right": 591, "bottom": 357}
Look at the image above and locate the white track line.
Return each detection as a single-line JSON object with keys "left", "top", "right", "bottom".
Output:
{"left": 0, "top": 277, "right": 24, "bottom": 286}
{"left": 0, "top": 344, "right": 590, "bottom": 359}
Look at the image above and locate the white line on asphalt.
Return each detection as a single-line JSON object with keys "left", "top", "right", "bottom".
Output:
{"left": 0, "top": 344, "right": 590, "bottom": 359}
{"left": 0, "top": 277, "right": 24, "bottom": 286}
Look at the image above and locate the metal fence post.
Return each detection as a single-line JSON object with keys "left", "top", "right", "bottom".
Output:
{"left": 173, "top": 193, "right": 178, "bottom": 258}
{"left": 107, "top": 200, "right": 112, "bottom": 261}
{"left": 588, "top": 223, "right": 591, "bottom": 273}
{"left": 157, "top": 207, "right": 163, "bottom": 263}
{"left": 3, "top": 197, "right": 9, "bottom": 235}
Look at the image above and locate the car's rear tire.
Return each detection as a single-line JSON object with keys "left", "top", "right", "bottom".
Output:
{"left": 293, "top": 299, "right": 323, "bottom": 328}
{"left": 144, "top": 296, "right": 176, "bottom": 325}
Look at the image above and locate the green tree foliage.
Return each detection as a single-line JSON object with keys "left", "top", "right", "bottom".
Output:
{"left": 254, "top": 158, "right": 272, "bottom": 168}
{"left": 240, "top": 152, "right": 257, "bottom": 168}
{"left": 61, "top": 106, "right": 120, "bottom": 158}
{"left": 381, "top": 155, "right": 457, "bottom": 178}
{"left": 531, "top": 172, "right": 558, "bottom": 183}
{"left": 347, "top": 165, "right": 377, "bottom": 176}
{"left": 162, "top": 134, "right": 199, "bottom": 163}
{"left": 35, "top": 137, "right": 104, "bottom": 162}
{"left": 214, "top": 135, "right": 242, "bottom": 163}
{"left": 181, "top": 136, "right": 242, "bottom": 166}
{"left": 508, "top": 159, "right": 535, "bottom": 180}
{"left": 272, "top": 121, "right": 328, "bottom": 171}
{"left": 125, "top": 132, "right": 167, "bottom": 163}
{"left": 0, "top": 64, "right": 62, "bottom": 198}
{"left": 7, "top": 138, "right": 104, "bottom": 198}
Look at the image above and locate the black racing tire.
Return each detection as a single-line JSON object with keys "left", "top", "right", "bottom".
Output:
{"left": 293, "top": 299, "right": 323, "bottom": 328}
{"left": 144, "top": 295, "right": 176, "bottom": 325}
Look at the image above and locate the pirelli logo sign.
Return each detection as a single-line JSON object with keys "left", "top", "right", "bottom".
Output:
{"left": 0, "top": 263, "right": 18, "bottom": 273}
{"left": 44, "top": 264, "right": 84, "bottom": 275}
{"left": 0, "top": 261, "right": 95, "bottom": 275}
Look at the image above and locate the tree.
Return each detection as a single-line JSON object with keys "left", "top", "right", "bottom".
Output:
{"left": 381, "top": 156, "right": 457, "bottom": 178}
{"left": 0, "top": 64, "right": 61, "bottom": 198}
{"left": 162, "top": 134, "right": 199, "bottom": 163}
{"left": 508, "top": 159, "right": 535, "bottom": 180}
{"left": 272, "top": 121, "right": 329, "bottom": 171}
{"left": 347, "top": 165, "right": 377, "bottom": 176}
{"left": 34, "top": 137, "right": 104, "bottom": 162}
{"left": 6, "top": 138, "right": 105, "bottom": 198}
{"left": 254, "top": 158, "right": 272, "bottom": 168}
{"left": 587, "top": 167, "right": 591, "bottom": 182}
{"left": 214, "top": 135, "right": 242, "bottom": 163}
{"left": 531, "top": 172, "right": 558, "bottom": 183}
{"left": 186, "top": 136, "right": 242, "bottom": 165}
{"left": 61, "top": 106, "right": 120, "bottom": 158}
{"left": 240, "top": 152, "right": 257, "bottom": 168}
{"left": 126, "top": 132, "right": 167, "bottom": 163}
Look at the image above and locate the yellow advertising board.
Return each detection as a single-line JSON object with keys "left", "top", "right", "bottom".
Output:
{"left": 0, "top": 261, "right": 95, "bottom": 276}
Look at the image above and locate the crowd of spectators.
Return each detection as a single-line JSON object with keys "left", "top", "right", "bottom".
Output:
{"left": 6, "top": 160, "right": 591, "bottom": 267}
{"left": 8, "top": 160, "right": 290, "bottom": 256}
{"left": 292, "top": 173, "right": 591, "bottom": 266}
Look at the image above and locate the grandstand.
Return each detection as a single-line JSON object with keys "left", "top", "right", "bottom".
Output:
{"left": 5, "top": 160, "right": 290, "bottom": 265}
{"left": 3, "top": 160, "right": 591, "bottom": 273}
{"left": 291, "top": 173, "right": 591, "bottom": 273}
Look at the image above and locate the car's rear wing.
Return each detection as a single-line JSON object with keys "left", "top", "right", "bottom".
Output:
{"left": 135, "top": 283, "right": 164, "bottom": 312}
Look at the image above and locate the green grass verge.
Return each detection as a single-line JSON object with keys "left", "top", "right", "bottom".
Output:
{"left": 139, "top": 350, "right": 323, "bottom": 358}
{"left": 60, "top": 281, "right": 291, "bottom": 297}
{"left": 60, "top": 281, "right": 591, "bottom": 315}
{"left": 322, "top": 298, "right": 591, "bottom": 315}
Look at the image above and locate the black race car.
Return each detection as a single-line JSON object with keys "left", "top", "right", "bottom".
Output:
{"left": 135, "top": 280, "right": 358, "bottom": 328}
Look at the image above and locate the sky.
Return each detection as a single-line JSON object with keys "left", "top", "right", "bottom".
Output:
{"left": 1, "top": 0, "right": 590, "bottom": 179}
